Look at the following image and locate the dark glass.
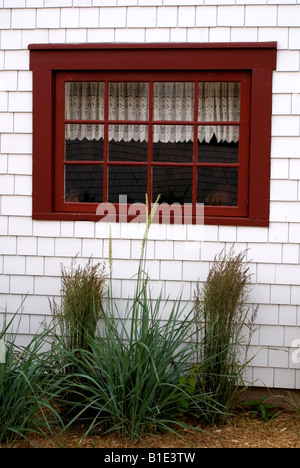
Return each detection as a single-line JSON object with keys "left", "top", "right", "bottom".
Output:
{"left": 65, "top": 165, "right": 103, "bottom": 203}
{"left": 108, "top": 125, "right": 148, "bottom": 162}
{"left": 65, "top": 124, "right": 104, "bottom": 161}
{"left": 65, "top": 138, "right": 104, "bottom": 161}
{"left": 153, "top": 125, "right": 193, "bottom": 163}
{"left": 197, "top": 167, "right": 238, "bottom": 206}
{"left": 108, "top": 166, "right": 148, "bottom": 204}
{"left": 152, "top": 167, "right": 193, "bottom": 205}
{"left": 198, "top": 126, "right": 239, "bottom": 163}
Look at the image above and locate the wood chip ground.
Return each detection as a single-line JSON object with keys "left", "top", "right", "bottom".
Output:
{"left": 5, "top": 411, "right": 300, "bottom": 449}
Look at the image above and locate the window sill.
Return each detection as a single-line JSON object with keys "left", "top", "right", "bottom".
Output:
{"left": 32, "top": 211, "right": 269, "bottom": 227}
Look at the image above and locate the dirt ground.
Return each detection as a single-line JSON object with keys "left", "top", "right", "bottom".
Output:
{"left": 5, "top": 410, "right": 300, "bottom": 449}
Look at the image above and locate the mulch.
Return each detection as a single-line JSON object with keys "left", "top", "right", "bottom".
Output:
{"left": 4, "top": 410, "right": 300, "bottom": 448}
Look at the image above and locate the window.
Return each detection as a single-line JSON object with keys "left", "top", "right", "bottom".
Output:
{"left": 29, "top": 43, "right": 277, "bottom": 226}
{"left": 58, "top": 73, "right": 247, "bottom": 218}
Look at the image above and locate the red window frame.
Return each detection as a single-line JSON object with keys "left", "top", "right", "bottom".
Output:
{"left": 29, "top": 43, "right": 277, "bottom": 226}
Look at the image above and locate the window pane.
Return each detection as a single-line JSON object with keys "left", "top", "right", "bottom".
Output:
{"left": 198, "top": 125, "right": 239, "bottom": 145}
{"left": 152, "top": 167, "right": 193, "bottom": 204}
{"left": 153, "top": 82, "right": 194, "bottom": 121}
{"left": 65, "top": 165, "right": 103, "bottom": 203}
{"left": 198, "top": 82, "right": 240, "bottom": 122}
{"left": 109, "top": 141, "right": 148, "bottom": 162}
{"left": 108, "top": 166, "right": 148, "bottom": 204}
{"left": 197, "top": 167, "right": 238, "bottom": 206}
{"left": 108, "top": 125, "right": 148, "bottom": 162}
{"left": 65, "top": 124, "right": 104, "bottom": 161}
{"left": 109, "top": 82, "right": 149, "bottom": 121}
{"left": 198, "top": 126, "right": 239, "bottom": 163}
{"left": 65, "top": 82, "right": 105, "bottom": 120}
{"left": 153, "top": 125, "right": 193, "bottom": 163}
{"left": 153, "top": 124, "right": 193, "bottom": 144}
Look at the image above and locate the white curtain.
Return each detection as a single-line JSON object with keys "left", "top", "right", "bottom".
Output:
{"left": 152, "top": 82, "right": 194, "bottom": 143}
{"left": 65, "top": 81, "right": 240, "bottom": 143}
{"left": 198, "top": 82, "right": 240, "bottom": 143}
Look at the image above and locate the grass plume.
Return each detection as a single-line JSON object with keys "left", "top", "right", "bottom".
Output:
{"left": 194, "top": 245, "right": 258, "bottom": 424}
{"left": 50, "top": 257, "right": 107, "bottom": 353}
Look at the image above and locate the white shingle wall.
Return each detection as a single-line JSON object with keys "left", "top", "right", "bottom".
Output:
{"left": 1, "top": 0, "right": 300, "bottom": 389}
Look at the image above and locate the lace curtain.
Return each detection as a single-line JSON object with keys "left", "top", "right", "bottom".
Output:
{"left": 65, "top": 81, "right": 240, "bottom": 143}
{"left": 198, "top": 82, "right": 240, "bottom": 143}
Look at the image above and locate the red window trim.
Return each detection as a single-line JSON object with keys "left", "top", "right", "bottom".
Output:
{"left": 29, "top": 42, "right": 277, "bottom": 226}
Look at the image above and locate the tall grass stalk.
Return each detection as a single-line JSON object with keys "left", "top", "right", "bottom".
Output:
{"left": 56, "top": 198, "right": 223, "bottom": 442}
{"left": 194, "top": 246, "right": 258, "bottom": 425}
{"left": 58, "top": 291, "right": 206, "bottom": 442}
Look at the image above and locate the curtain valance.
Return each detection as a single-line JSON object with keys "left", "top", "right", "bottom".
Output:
{"left": 65, "top": 81, "right": 240, "bottom": 144}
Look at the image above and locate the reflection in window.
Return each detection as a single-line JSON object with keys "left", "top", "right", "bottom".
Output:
{"left": 153, "top": 140, "right": 193, "bottom": 163}
{"left": 108, "top": 166, "right": 148, "bottom": 204}
{"left": 197, "top": 167, "right": 238, "bottom": 206}
{"left": 65, "top": 165, "right": 103, "bottom": 203}
{"left": 152, "top": 167, "right": 193, "bottom": 205}
{"left": 198, "top": 131, "right": 239, "bottom": 164}
{"left": 65, "top": 124, "right": 104, "bottom": 161}
{"left": 153, "top": 125, "right": 193, "bottom": 163}
{"left": 108, "top": 125, "right": 148, "bottom": 162}
{"left": 66, "top": 138, "right": 104, "bottom": 162}
{"left": 109, "top": 140, "right": 148, "bottom": 162}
